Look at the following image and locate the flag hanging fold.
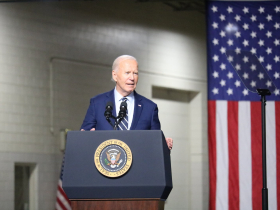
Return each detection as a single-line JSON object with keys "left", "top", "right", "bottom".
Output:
{"left": 55, "top": 162, "right": 72, "bottom": 210}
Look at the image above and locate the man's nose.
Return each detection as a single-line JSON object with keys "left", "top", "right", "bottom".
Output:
{"left": 129, "top": 73, "right": 134, "bottom": 80}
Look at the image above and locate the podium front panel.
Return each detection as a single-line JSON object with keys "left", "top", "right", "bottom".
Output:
{"left": 62, "top": 130, "right": 172, "bottom": 200}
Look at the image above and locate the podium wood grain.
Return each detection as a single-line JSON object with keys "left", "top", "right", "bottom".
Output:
{"left": 71, "top": 199, "right": 165, "bottom": 210}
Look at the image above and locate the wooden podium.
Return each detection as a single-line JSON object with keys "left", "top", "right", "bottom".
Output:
{"left": 62, "top": 130, "right": 173, "bottom": 210}
{"left": 71, "top": 199, "right": 164, "bottom": 210}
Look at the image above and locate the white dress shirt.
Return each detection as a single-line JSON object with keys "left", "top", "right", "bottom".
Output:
{"left": 114, "top": 88, "right": 135, "bottom": 130}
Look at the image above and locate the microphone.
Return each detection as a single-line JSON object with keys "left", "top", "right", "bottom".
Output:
{"left": 104, "top": 101, "right": 113, "bottom": 119}
{"left": 118, "top": 101, "right": 127, "bottom": 119}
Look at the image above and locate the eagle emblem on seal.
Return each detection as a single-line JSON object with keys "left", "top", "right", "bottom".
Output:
{"left": 105, "top": 149, "right": 123, "bottom": 168}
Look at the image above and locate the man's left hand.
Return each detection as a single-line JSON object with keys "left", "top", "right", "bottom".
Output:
{"left": 166, "top": 137, "right": 173, "bottom": 150}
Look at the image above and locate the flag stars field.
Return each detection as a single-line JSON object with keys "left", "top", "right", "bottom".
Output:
{"left": 212, "top": 87, "right": 219, "bottom": 95}
{"left": 235, "top": 80, "right": 241, "bottom": 87}
{"left": 227, "top": 71, "right": 234, "bottom": 79}
{"left": 208, "top": 2, "right": 279, "bottom": 100}
{"left": 274, "top": 72, "right": 280, "bottom": 79}
{"left": 220, "top": 79, "right": 226, "bottom": 86}
{"left": 235, "top": 64, "right": 241, "bottom": 70}
{"left": 243, "top": 7, "right": 249, "bottom": 14}
{"left": 266, "top": 31, "right": 272, "bottom": 38}
{"left": 258, "top": 72, "right": 264, "bottom": 79}
{"left": 213, "top": 71, "right": 219, "bottom": 78}
{"left": 243, "top": 72, "right": 249, "bottom": 79}
{"left": 258, "top": 56, "right": 264, "bottom": 63}
{"left": 227, "top": 6, "right": 233, "bottom": 13}
{"left": 266, "top": 47, "right": 272, "bottom": 54}
{"left": 220, "top": 14, "right": 226, "bottom": 21}
{"left": 259, "top": 6, "right": 265, "bottom": 13}
{"left": 220, "top": 63, "right": 226, "bottom": 70}
{"left": 242, "top": 88, "right": 249, "bottom": 95}
{"left": 251, "top": 15, "right": 257, "bottom": 22}
{"left": 220, "top": 30, "right": 226, "bottom": 37}
{"left": 258, "top": 23, "right": 265, "bottom": 30}
{"left": 250, "top": 31, "right": 257, "bottom": 38}
{"left": 250, "top": 80, "right": 257, "bottom": 87}
{"left": 266, "top": 80, "right": 272, "bottom": 87}
{"left": 220, "top": 47, "right": 226, "bottom": 53}
{"left": 266, "top": 14, "right": 273, "bottom": 21}
{"left": 235, "top": 15, "right": 241, "bottom": 22}
{"left": 227, "top": 55, "right": 233, "bottom": 62}
{"left": 213, "top": 38, "right": 219, "bottom": 45}
{"left": 258, "top": 39, "right": 264, "bottom": 46}
{"left": 250, "top": 48, "right": 257, "bottom": 54}
{"left": 235, "top": 31, "right": 241, "bottom": 38}
{"left": 266, "top": 64, "right": 272, "bottom": 71}
{"left": 250, "top": 64, "right": 256, "bottom": 71}
{"left": 227, "top": 88, "right": 233, "bottom": 95}
{"left": 235, "top": 47, "right": 241, "bottom": 54}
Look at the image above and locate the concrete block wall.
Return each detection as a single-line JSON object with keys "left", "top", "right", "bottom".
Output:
{"left": 0, "top": 1, "right": 207, "bottom": 209}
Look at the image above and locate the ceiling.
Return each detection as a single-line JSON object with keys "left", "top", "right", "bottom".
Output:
{"left": 0, "top": 0, "right": 206, "bottom": 13}
{"left": 136, "top": 0, "right": 206, "bottom": 13}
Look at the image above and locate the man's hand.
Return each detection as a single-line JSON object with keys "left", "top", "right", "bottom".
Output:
{"left": 80, "top": 128, "right": 96, "bottom": 131}
{"left": 166, "top": 137, "right": 173, "bottom": 150}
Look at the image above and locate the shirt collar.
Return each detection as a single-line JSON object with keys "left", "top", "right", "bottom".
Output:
{"left": 114, "top": 87, "right": 134, "bottom": 102}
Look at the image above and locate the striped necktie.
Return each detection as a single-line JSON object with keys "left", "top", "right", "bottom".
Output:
{"left": 118, "top": 98, "right": 129, "bottom": 130}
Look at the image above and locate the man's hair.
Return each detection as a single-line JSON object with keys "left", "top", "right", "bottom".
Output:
{"left": 112, "top": 55, "right": 137, "bottom": 72}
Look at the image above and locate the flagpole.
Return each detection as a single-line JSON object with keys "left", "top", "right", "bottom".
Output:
{"left": 257, "top": 89, "right": 270, "bottom": 210}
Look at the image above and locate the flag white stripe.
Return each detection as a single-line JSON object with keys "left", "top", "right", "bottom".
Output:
{"left": 57, "top": 190, "right": 71, "bottom": 209}
{"left": 55, "top": 203, "right": 64, "bottom": 210}
{"left": 216, "top": 101, "right": 228, "bottom": 210}
{"left": 238, "top": 101, "right": 252, "bottom": 210}
{"left": 266, "top": 102, "right": 277, "bottom": 210}
{"left": 58, "top": 179, "right": 62, "bottom": 187}
{"left": 56, "top": 180, "right": 71, "bottom": 209}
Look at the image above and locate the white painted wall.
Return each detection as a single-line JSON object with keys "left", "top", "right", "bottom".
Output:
{"left": 0, "top": 1, "right": 207, "bottom": 209}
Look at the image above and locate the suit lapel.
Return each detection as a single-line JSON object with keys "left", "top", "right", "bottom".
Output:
{"left": 106, "top": 89, "right": 116, "bottom": 117}
{"left": 130, "top": 91, "right": 143, "bottom": 130}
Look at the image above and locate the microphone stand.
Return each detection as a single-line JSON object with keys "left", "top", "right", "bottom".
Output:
{"left": 105, "top": 101, "right": 127, "bottom": 130}
{"left": 105, "top": 116, "right": 115, "bottom": 129}
{"left": 257, "top": 89, "right": 271, "bottom": 210}
{"left": 105, "top": 114, "right": 125, "bottom": 130}
{"left": 114, "top": 116, "right": 125, "bottom": 130}
{"left": 114, "top": 101, "right": 127, "bottom": 130}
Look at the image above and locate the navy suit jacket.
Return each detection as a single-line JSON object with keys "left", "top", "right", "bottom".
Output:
{"left": 80, "top": 89, "right": 161, "bottom": 130}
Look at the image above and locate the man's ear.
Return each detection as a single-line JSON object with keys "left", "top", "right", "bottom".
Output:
{"left": 112, "top": 70, "right": 117, "bottom": 82}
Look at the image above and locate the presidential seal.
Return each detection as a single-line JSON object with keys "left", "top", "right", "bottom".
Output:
{"left": 94, "top": 139, "right": 132, "bottom": 178}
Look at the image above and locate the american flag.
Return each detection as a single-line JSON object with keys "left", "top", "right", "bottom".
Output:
{"left": 55, "top": 164, "right": 72, "bottom": 210}
{"left": 207, "top": 1, "right": 280, "bottom": 210}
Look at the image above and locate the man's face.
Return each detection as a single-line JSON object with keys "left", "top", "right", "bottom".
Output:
{"left": 112, "top": 59, "right": 138, "bottom": 96}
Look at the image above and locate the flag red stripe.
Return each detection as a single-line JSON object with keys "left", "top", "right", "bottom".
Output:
{"left": 56, "top": 197, "right": 68, "bottom": 210}
{"left": 276, "top": 101, "right": 280, "bottom": 210}
{"left": 228, "top": 101, "right": 239, "bottom": 210}
{"left": 58, "top": 186, "right": 71, "bottom": 206}
{"left": 251, "top": 102, "right": 262, "bottom": 210}
{"left": 58, "top": 187, "right": 68, "bottom": 203}
{"left": 208, "top": 100, "right": 217, "bottom": 210}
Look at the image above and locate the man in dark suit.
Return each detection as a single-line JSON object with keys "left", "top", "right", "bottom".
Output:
{"left": 80, "top": 55, "right": 173, "bottom": 149}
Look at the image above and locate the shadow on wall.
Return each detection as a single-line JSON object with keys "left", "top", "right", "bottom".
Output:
{"left": 152, "top": 86, "right": 199, "bottom": 103}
